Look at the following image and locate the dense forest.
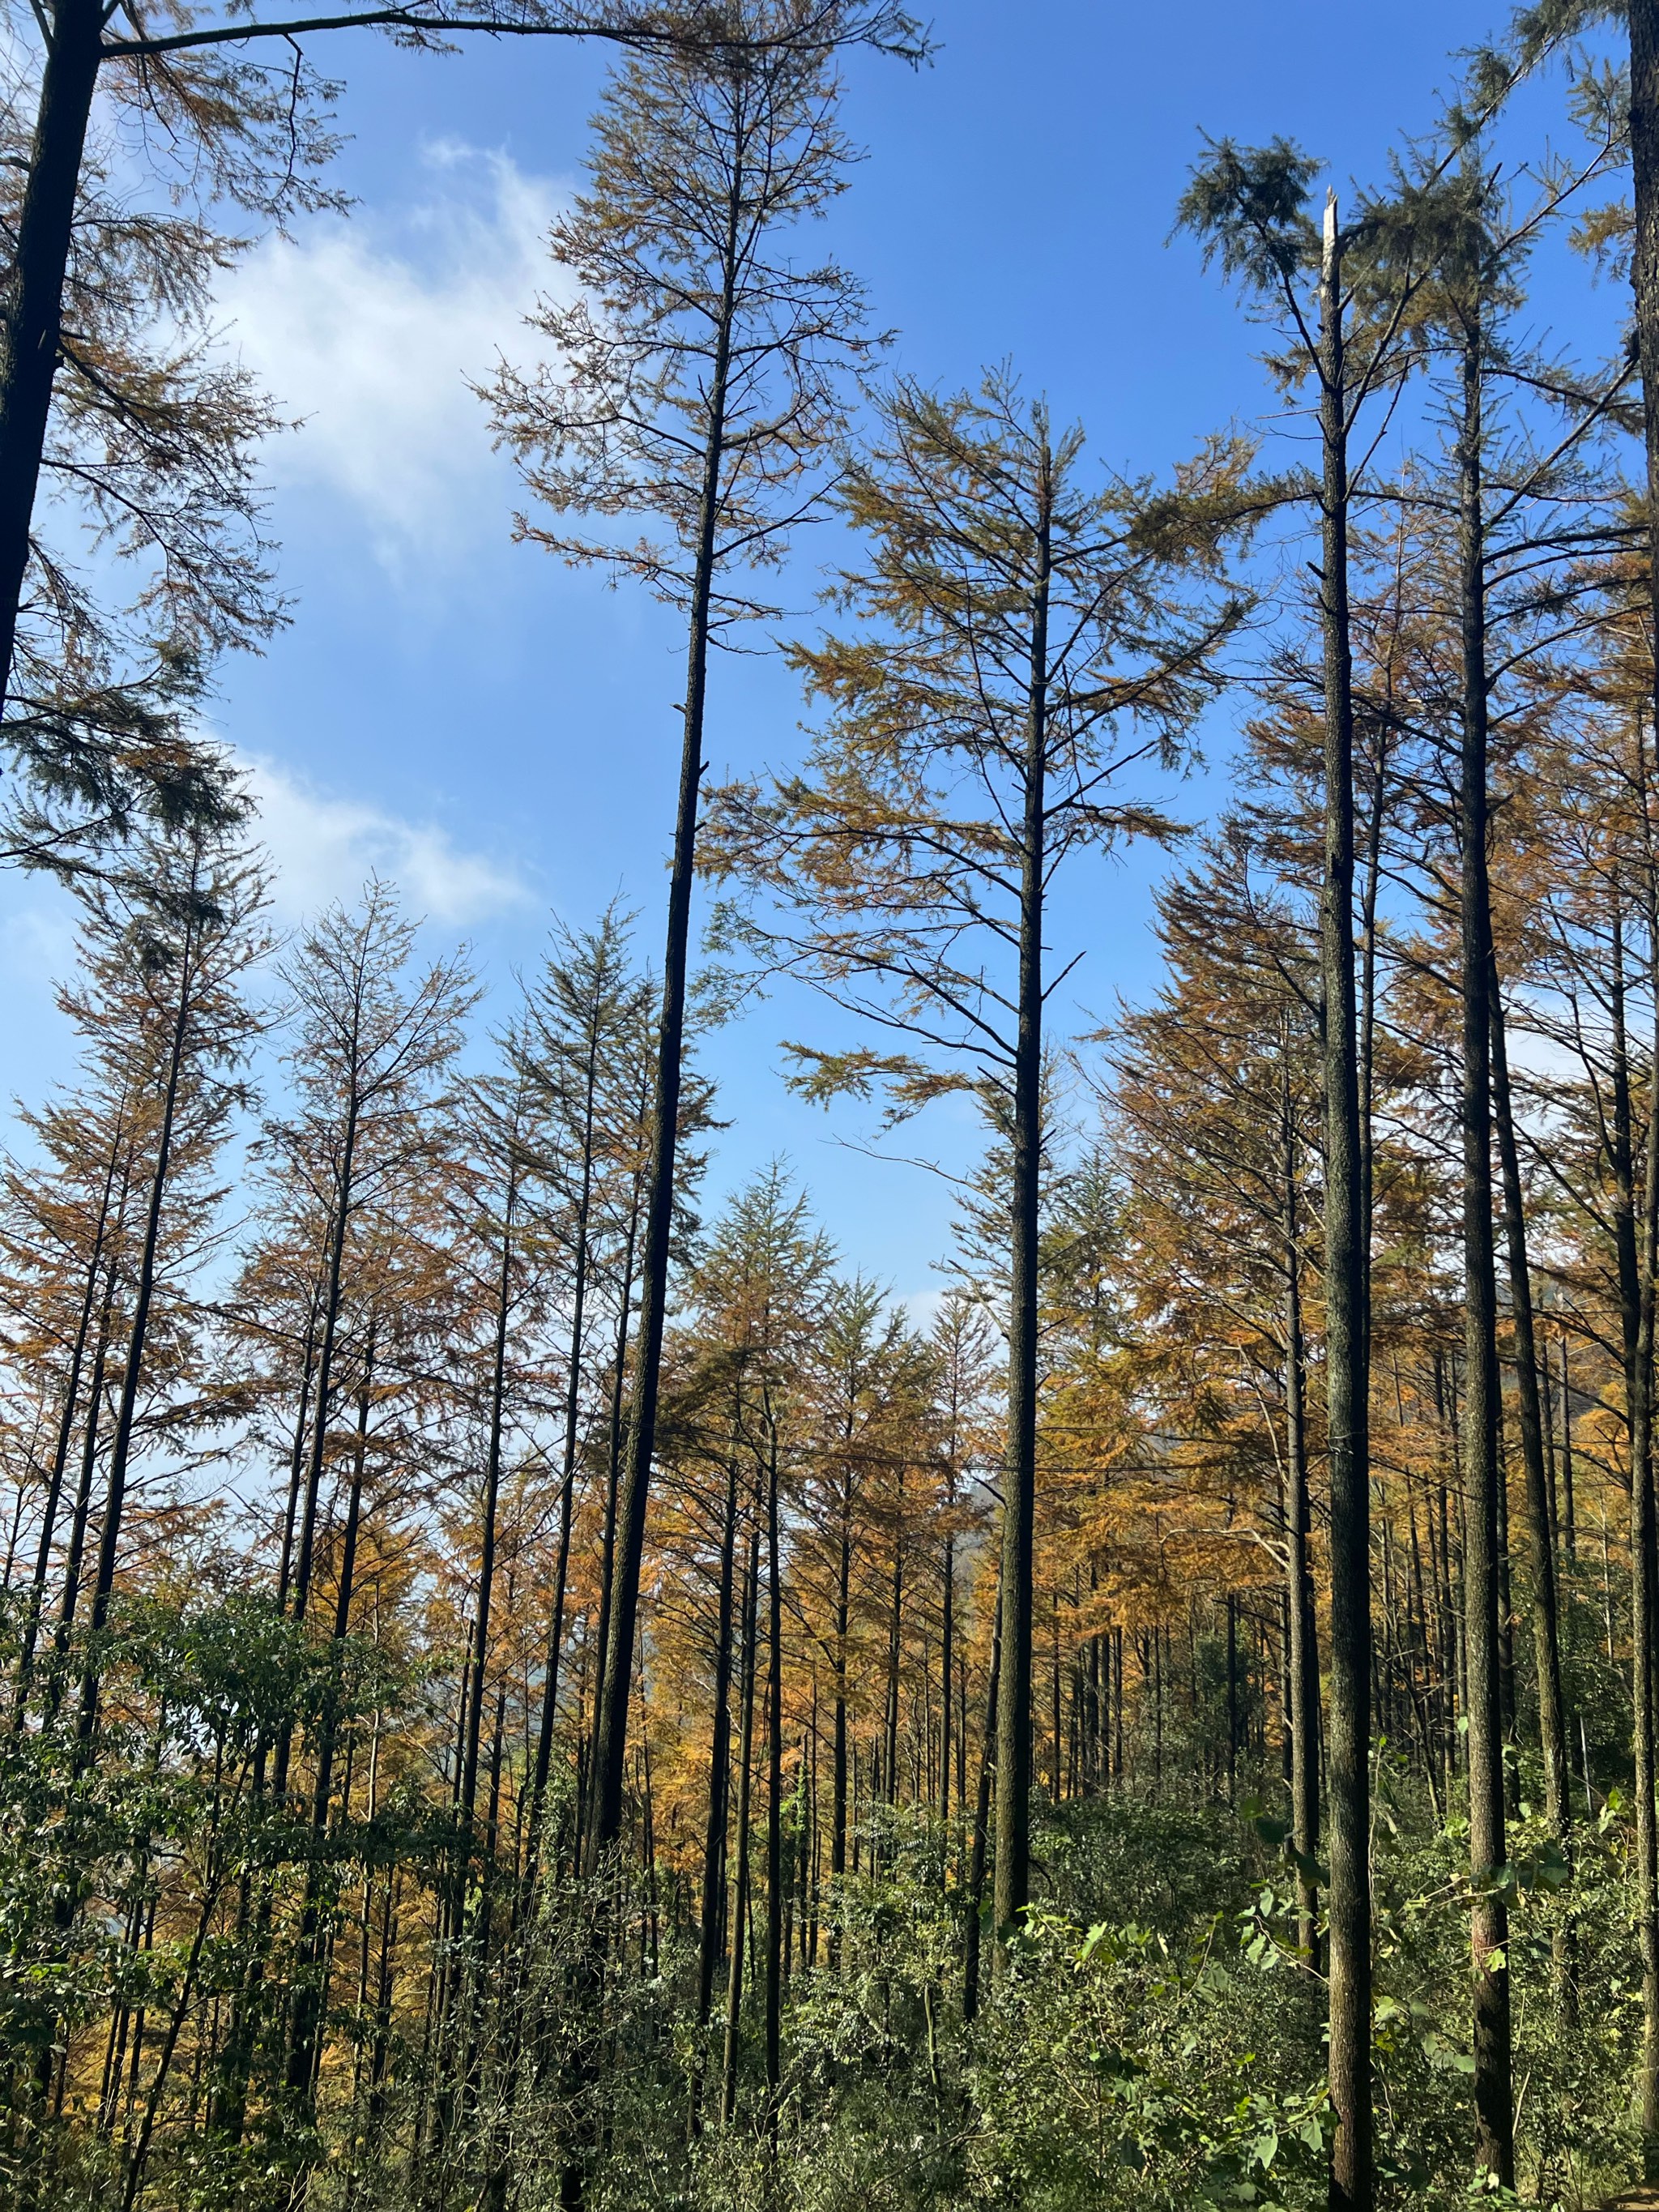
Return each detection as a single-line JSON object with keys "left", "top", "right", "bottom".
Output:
{"left": 11, "top": 0, "right": 1659, "bottom": 2207}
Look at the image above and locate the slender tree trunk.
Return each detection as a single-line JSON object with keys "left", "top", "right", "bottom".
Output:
{"left": 368, "top": 1873, "right": 398, "bottom": 2130}
{"left": 219, "top": 1295, "right": 312, "bottom": 2146}
{"left": 77, "top": 895, "right": 201, "bottom": 1738}
{"left": 962, "top": 1591, "right": 1002, "bottom": 2025}
{"left": 591, "top": 224, "right": 740, "bottom": 1855}
{"left": 118, "top": 1873, "right": 223, "bottom": 2212}
{"left": 689, "top": 1443, "right": 740, "bottom": 2142}
{"left": 697, "top": 1450, "right": 740, "bottom": 2033}
{"left": 940, "top": 1526, "right": 954, "bottom": 1835}
{"left": 831, "top": 1486, "right": 852, "bottom": 1891}
{"left": 461, "top": 1174, "right": 518, "bottom": 1861}
{"left": 721, "top": 1527, "right": 760, "bottom": 2127}
{"left": 50, "top": 1268, "right": 113, "bottom": 1674}
{"left": 1282, "top": 1060, "right": 1320, "bottom": 1966}
{"left": 289, "top": 1081, "right": 361, "bottom": 1637}
{"left": 1225, "top": 1593, "right": 1239, "bottom": 1804}
{"left": 286, "top": 1347, "right": 374, "bottom": 2116}
{"left": 1456, "top": 319, "right": 1513, "bottom": 2191}
{"left": 1627, "top": 4, "right": 1659, "bottom": 2164}
{"left": 993, "top": 438, "right": 1051, "bottom": 1960}
{"left": 331, "top": 1367, "right": 370, "bottom": 1649}
{"left": 1610, "top": 885, "right": 1659, "bottom": 2173}
{"left": 527, "top": 1027, "right": 599, "bottom": 1869}
{"left": 1637, "top": 950, "right": 1659, "bottom": 2176}
{"left": 276, "top": 1304, "right": 322, "bottom": 1613}
{"left": 13, "top": 1112, "right": 126, "bottom": 1711}
{"left": 1489, "top": 974, "right": 1572, "bottom": 1859}
{"left": 764, "top": 1424, "right": 783, "bottom": 2116}
{"left": 884, "top": 1490, "right": 904, "bottom": 1814}
{"left": 0, "top": 0, "right": 103, "bottom": 715}
{"left": 1357, "top": 728, "right": 1386, "bottom": 1386}
{"left": 586, "top": 1211, "right": 638, "bottom": 1833}
{"left": 443, "top": 1181, "right": 518, "bottom": 2184}
{"left": 1560, "top": 1331, "right": 1576, "bottom": 1559}
{"left": 1639, "top": 1040, "right": 1659, "bottom": 2174}
{"left": 1316, "top": 193, "right": 1373, "bottom": 2212}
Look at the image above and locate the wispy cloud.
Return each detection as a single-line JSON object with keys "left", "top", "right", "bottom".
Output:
{"left": 0, "top": 898, "right": 76, "bottom": 980}
{"left": 246, "top": 755, "right": 531, "bottom": 925}
{"left": 220, "top": 143, "right": 568, "bottom": 563}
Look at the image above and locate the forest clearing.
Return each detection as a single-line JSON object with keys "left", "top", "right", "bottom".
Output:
{"left": 6, "top": 0, "right": 1659, "bottom": 2207}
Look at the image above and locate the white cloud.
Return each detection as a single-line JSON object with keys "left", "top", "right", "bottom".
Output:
{"left": 892, "top": 1283, "right": 949, "bottom": 1330}
{"left": 0, "top": 897, "right": 76, "bottom": 985}
{"left": 220, "top": 144, "right": 569, "bottom": 561}
{"left": 245, "top": 754, "right": 530, "bottom": 925}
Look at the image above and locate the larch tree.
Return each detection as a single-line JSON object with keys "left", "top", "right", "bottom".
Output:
{"left": 0, "top": 99, "right": 293, "bottom": 880}
{"left": 672, "top": 1164, "right": 833, "bottom": 2120}
{"left": 0, "top": 1033, "right": 143, "bottom": 1710}
{"left": 486, "top": 0, "right": 879, "bottom": 1859}
{"left": 705, "top": 368, "right": 1240, "bottom": 1955}
{"left": 427, "top": 1027, "right": 556, "bottom": 2142}
{"left": 0, "top": 0, "right": 922, "bottom": 712}
{"left": 515, "top": 905, "right": 656, "bottom": 1877}
{"left": 1, "top": 806, "right": 267, "bottom": 1725}
{"left": 232, "top": 882, "right": 472, "bottom": 2132}
{"left": 1491, "top": 2, "right": 1659, "bottom": 2165}
{"left": 1176, "top": 143, "right": 1439, "bottom": 2208}
{"left": 1375, "top": 141, "right": 1632, "bottom": 2178}
{"left": 252, "top": 883, "right": 474, "bottom": 1643}
{"left": 1499, "top": 608, "right": 1659, "bottom": 2153}
{"left": 795, "top": 1274, "right": 908, "bottom": 1898}
{"left": 64, "top": 811, "right": 270, "bottom": 1734}
{"left": 12, "top": 802, "right": 268, "bottom": 2144}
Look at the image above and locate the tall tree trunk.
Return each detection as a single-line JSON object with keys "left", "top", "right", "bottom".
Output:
{"left": 698, "top": 1450, "right": 741, "bottom": 2018}
{"left": 764, "top": 1424, "right": 783, "bottom": 2114}
{"left": 1225, "top": 1593, "right": 1239, "bottom": 1804}
{"left": 1316, "top": 192, "right": 1373, "bottom": 2212}
{"left": 289, "top": 1084, "right": 361, "bottom": 1635}
{"left": 940, "top": 1524, "right": 954, "bottom": 1835}
{"left": 0, "top": 0, "right": 102, "bottom": 715}
{"left": 77, "top": 893, "right": 201, "bottom": 1738}
{"left": 591, "top": 209, "right": 740, "bottom": 1855}
{"left": 1627, "top": 2, "right": 1659, "bottom": 2166}
{"left": 586, "top": 1195, "right": 640, "bottom": 1834}
{"left": 1456, "top": 318, "right": 1513, "bottom": 2191}
{"left": 831, "top": 1479, "right": 852, "bottom": 1891}
{"left": 1610, "top": 884, "right": 1659, "bottom": 2172}
{"left": 276, "top": 1301, "right": 322, "bottom": 1613}
{"left": 220, "top": 1279, "right": 320, "bottom": 2147}
{"left": 962, "top": 1590, "right": 1002, "bottom": 2025}
{"left": 527, "top": 1023, "right": 600, "bottom": 1872}
{"left": 461, "top": 1173, "right": 518, "bottom": 1864}
{"left": 441, "top": 1179, "right": 517, "bottom": 2180}
{"left": 1559, "top": 1332, "right": 1576, "bottom": 1559}
{"left": 993, "top": 435, "right": 1051, "bottom": 1960}
{"left": 884, "top": 1484, "right": 904, "bottom": 1815}
{"left": 51, "top": 1265, "right": 113, "bottom": 1667}
{"left": 1638, "top": 998, "right": 1659, "bottom": 2174}
{"left": 285, "top": 1345, "right": 374, "bottom": 2116}
{"left": 721, "top": 1527, "right": 760, "bottom": 2128}
{"left": 1357, "top": 728, "right": 1388, "bottom": 1387}
{"left": 13, "top": 1110, "right": 127, "bottom": 1711}
{"left": 1488, "top": 975, "right": 1572, "bottom": 1856}
{"left": 1282, "top": 1057, "right": 1320, "bottom": 1966}
{"left": 695, "top": 1445, "right": 741, "bottom": 2107}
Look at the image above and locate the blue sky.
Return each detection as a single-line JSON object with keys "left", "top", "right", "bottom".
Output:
{"left": 0, "top": 0, "right": 1625, "bottom": 1310}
